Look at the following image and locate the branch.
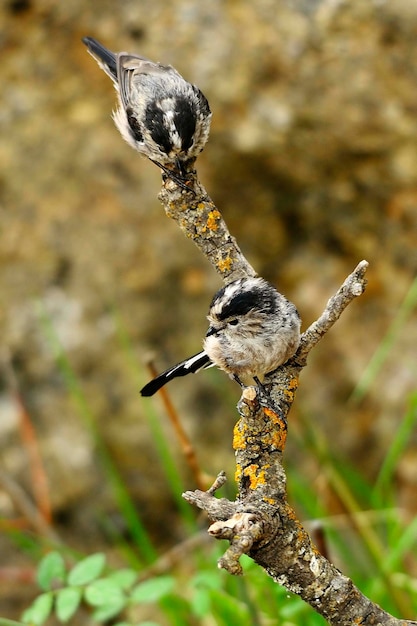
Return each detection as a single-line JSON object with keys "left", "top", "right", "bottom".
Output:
{"left": 184, "top": 394, "right": 417, "bottom": 625}
{"left": 296, "top": 259, "right": 369, "bottom": 364}
{"left": 156, "top": 174, "right": 416, "bottom": 624}
{"left": 158, "top": 171, "right": 256, "bottom": 282}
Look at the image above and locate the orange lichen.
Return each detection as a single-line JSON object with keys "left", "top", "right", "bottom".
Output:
{"left": 261, "top": 428, "right": 287, "bottom": 450}
{"left": 206, "top": 209, "right": 221, "bottom": 231}
{"left": 262, "top": 409, "right": 287, "bottom": 449}
{"left": 285, "top": 506, "right": 298, "bottom": 522}
{"left": 263, "top": 407, "right": 280, "bottom": 422}
{"left": 312, "top": 544, "right": 322, "bottom": 557}
{"left": 235, "top": 463, "right": 243, "bottom": 483}
{"left": 217, "top": 256, "right": 233, "bottom": 273}
{"left": 233, "top": 421, "right": 248, "bottom": 450}
{"left": 284, "top": 376, "right": 299, "bottom": 402}
{"left": 242, "top": 464, "right": 270, "bottom": 490}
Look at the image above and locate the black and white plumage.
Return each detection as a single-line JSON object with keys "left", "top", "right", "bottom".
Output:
{"left": 82, "top": 37, "right": 212, "bottom": 178}
{"left": 140, "top": 277, "right": 301, "bottom": 397}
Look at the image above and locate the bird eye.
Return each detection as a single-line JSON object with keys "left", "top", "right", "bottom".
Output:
{"left": 228, "top": 319, "right": 239, "bottom": 326}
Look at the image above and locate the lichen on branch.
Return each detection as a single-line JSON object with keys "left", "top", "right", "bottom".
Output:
{"left": 157, "top": 173, "right": 415, "bottom": 625}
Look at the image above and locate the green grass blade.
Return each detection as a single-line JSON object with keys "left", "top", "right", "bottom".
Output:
{"left": 350, "top": 276, "right": 417, "bottom": 403}
{"left": 382, "top": 513, "right": 417, "bottom": 573}
{"left": 372, "top": 391, "right": 417, "bottom": 507}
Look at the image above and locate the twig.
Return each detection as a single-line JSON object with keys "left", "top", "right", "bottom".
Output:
{"left": 296, "top": 259, "right": 369, "bottom": 364}
{"left": 146, "top": 360, "right": 209, "bottom": 490}
{"left": 158, "top": 174, "right": 256, "bottom": 283}
{"left": 0, "top": 350, "right": 56, "bottom": 539}
{"left": 0, "top": 469, "right": 60, "bottom": 543}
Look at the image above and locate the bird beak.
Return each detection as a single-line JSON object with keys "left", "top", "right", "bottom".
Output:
{"left": 206, "top": 326, "right": 218, "bottom": 337}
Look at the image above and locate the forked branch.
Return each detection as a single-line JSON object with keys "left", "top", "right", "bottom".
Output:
{"left": 157, "top": 175, "right": 416, "bottom": 625}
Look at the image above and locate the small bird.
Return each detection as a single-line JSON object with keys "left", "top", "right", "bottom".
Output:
{"left": 140, "top": 277, "right": 301, "bottom": 396}
{"left": 82, "top": 37, "right": 212, "bottom": 182}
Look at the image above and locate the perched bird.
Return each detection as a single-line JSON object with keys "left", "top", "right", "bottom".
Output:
{"left": 141, "top": 277, "right": 301, "bottom": 396}
{"left": 82, "top": 37, "right": 212, "bottom": 181}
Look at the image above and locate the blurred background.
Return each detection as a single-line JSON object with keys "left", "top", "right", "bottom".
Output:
{"left": 1, "top": 0, "right": 417, "bottom": 621}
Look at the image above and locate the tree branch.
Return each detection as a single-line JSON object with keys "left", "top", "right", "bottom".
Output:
{"left": 158, "top": 171, "right": 256, "bottom": 282}
{"left": 296, "top": 259, "right": 369, "bottom": 365}
{"left": 157, "top": 164, "right": 414, "bottom": 624}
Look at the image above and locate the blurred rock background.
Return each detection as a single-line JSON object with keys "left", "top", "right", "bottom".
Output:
{"left": 1, "top": 0, "right": 417, "bottom": 616}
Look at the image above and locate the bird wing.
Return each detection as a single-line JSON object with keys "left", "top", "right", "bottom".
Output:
{"left": 117, "top": 54, "right": 177, "bottom": 109}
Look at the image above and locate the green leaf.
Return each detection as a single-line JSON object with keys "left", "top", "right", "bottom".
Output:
{"left": 83, "top": 578, "right": 127, "bottom": 621}
{"left": 21, "top": 592, "right": 53, "bottom": 625}
{"left": 0, "top": 619, "right": 28, "bottom": 625}
{"left": 36, "top": 551, "right": 66, "bottom": 591}
{"left": 67, "top": 553, "right": 106, "bottom": 586}
{"left": 91, "top": 596, "right": 127, "bottom": 622}
{"left": 130, "top": 576, "right": 175, "bottom": 604}
{"left": 84, "top": 578, "right": 126, "bottom": 607}
{"left": 55, "top": 587, "right": 82, "bottom": 622}
{"left": 108, "top": 568, "right": 138, "bottom": 590}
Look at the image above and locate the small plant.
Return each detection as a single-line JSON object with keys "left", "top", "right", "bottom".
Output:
{"left": 21, "top": 551, "right": 174, "bottom": 625}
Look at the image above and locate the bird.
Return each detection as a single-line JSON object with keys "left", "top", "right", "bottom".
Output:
{"left": 140, "top": 277, "right": 301, "bottom": 396}
{"left": 82, "top": 37, "right": 212, "bottom": 183}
